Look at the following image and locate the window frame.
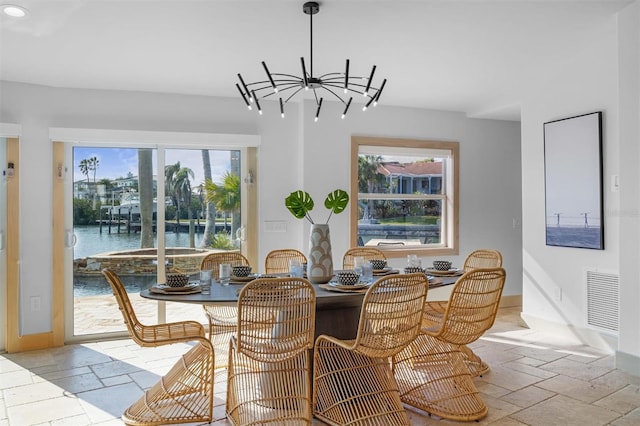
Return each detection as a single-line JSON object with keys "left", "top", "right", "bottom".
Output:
{"left": 350, "top": 135, "right": 459, "bottom": 258}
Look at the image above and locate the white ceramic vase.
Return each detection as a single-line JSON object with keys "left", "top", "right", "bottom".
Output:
{"left": 307, "top": 224, "right": 333, "bottom": 284}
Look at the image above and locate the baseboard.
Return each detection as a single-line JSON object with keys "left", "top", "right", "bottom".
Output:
{"left": 616, "top": 350, "right": 640, "bottom": 377}
{"left": 521, "top": 312, "right": 617, "bottom": 353}
{"left": 499, "top": 294, "right": 522, "bottom": 308}
{"left": 7, "top": 331, "right": 57, "bottom": 353}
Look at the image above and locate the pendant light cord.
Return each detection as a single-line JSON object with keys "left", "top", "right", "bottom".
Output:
{"left": 309, "top": 9, "right": 313, "bottom": 78}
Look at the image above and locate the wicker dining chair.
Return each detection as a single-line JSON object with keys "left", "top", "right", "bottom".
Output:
{"left": 342, "top": 247, "right": 387, "bottom": 269}
{"left": 313, "top": 273, "right": 428, "bottom": 425}
{"left": 264, "top": 248, "right": 307, "bottom": 274}
{"left": 392, "top": 267, "right": 506, "bottom": 421}
{"left": 200, "top": 251, "right": 251, "bottom": 369}
{"left": 226, "top": 277, "right": 316, "bottom": 425}
{"left": 102, "top": 269, "right": 214, "bottom": 425}
{"left": 422, "top": 249, "right": 503, "bottom": 376}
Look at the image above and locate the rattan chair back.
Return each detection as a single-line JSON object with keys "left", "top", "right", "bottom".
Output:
{"left": 102, "top": 269, "right": 214, "bottom": 425}
{"left": 463, "top": 249, "right": 502, "bottom": 271}
{"left": 236, "top": 277, "right": 316, "bottom": 362}
{"left": 199, "top": 252, "right": 250, "bottom": 369}
{"left": 353, "top": 272, "right": 428, "bottom": 358}
{"left": 433, "top": 267, "right": 506, "bottom": 345}
{"left": 227, "top": 277, "right": 316, "bottom": 424}
{"left": 342, "top": 247, "right": 387, "bottom": 269}
{"left": 200, "top": 251, "right": 250, "bottom": 279}
{"left": 264, "top": 249, "right": 307, "bottom": 274}
{"left": 102, "top": 268, "right": 205, "bottom": 347}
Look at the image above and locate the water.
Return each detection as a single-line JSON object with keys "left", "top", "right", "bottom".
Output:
{"left": 73, "top": 225, "right": 204, "bottom": 259}
{"left": 74, "top": 274, "right": 159, "bottom": 297}
{"left": 73, "top": 225, "right": 204, "bottom": 296}
{"left": 546, "top": 226, "right": 602, "bottom": 249}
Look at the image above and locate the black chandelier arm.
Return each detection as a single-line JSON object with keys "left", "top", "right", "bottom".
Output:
{"left": 320, "top": 82, "right": 374, "bottom": 98}
{"left": 244, "top": 78, "right": 300, "bottom": 91}
{"left": 312, "top": 88, "right": 320, "bottom": 106}
{"left": 271, "top": 72, "right": 306, "bottom": 81}
{"left": 255, "top": 83, "right": 304, "bottom": 100}
{"left": 318, "top": 72, "right": 369, "bottom": 81}
{"left": 316, "top": 85, "right": 350, "bottom": 106}
{"left": 284, "top": 87, "right": 305, "bottom": 103}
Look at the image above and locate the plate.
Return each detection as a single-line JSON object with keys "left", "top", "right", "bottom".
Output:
{"left": 230, "top": 275, "right": 256, "bottom": 283}
{"left": 153, "top": 282, "right": 200, "bottom": 292}
{"left": 373, "top": 268, "right": 399, "bottom": 276}
{"left": 329, "top": 281, "right": 370, "bottom": 290}
{"left": 319, "top": 284, "right": 368, "bottom": 293}
{"left": 150, "top": 282, "right": 201, "bottom": 295}
{"left": 425, "top": 268, "right": 464, "bottom": 276}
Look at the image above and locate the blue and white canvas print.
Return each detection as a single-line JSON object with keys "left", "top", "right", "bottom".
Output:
{"left": 544, "top": 112, "right": 603, "bottom": 250}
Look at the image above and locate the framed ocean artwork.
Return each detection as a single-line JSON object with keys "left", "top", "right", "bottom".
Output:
{"left": 544, "top": 111, "right": 603, "bottom": 250}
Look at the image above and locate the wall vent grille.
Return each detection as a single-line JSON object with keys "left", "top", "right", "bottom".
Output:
{"left": 586, "top": 270, "right": 619, "bottom": 333}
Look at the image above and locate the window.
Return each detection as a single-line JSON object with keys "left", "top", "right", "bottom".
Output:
{"left": 350, "top": 136, "right": 459, "bottom": 257}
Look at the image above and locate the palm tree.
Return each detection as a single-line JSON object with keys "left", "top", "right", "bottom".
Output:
{"left": 164, "top": 162, "right": 181, "bottom": 209}
{"left": 165, "top": 162, "right": 194, "bottom": 231}
{"left": 174, "top": 167, "right": 194, "bottom": 224}
{"left": 88, "top": 156, "right": 99, "bottom": 182}
{"left": 200, "top": 150, "right": 217, "bottom": 248}
{"left": 204, "top": 172, "right": 240, "bottom": 239}
{"left": 138, "top": 149, "right": 154, "bottom": 248}
{"left": 358, "top": 155, "right": 383, "bottom": 220}
{"left": 78, "top": 159, "right": 90, "bottom": 184}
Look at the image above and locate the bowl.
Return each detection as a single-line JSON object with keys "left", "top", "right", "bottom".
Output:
{"left": 370, "top": 259, "right": 387, "bottom": 270}
{"left": 404, "top": 266, "right": 425, "bottom": 274}
{"left": 232, "top": 265, "right": 252, "bottom": 277}
{"left": 166, "top": 273, "right": 189, "bottom": 287}
{"left": 432, "top": 260, "right": 452, "bottom": 271}
{"left": 336, "top": 271, "right": 360, "bottom": 286}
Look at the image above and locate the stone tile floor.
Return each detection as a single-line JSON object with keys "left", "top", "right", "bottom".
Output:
{"left": 1, "top": 306, "right": 639, "bottom": 425}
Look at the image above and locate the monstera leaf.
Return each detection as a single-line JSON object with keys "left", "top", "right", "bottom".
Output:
{"left": 285, "top": 189, "right": 349, "bottom": 224}
{"left": 324, "top": 189, "right": 349, "bottom": 220}
{"left": 285, "top": 190, "right": 315, "bottom": 222}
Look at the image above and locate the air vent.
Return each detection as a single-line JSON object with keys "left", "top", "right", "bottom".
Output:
{"left": 586, "top": 270, "right": 619, "bottom": 333}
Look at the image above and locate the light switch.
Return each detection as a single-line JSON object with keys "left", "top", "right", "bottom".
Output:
{"left": 611, "top": 174, "right": 619, "bottom": 192}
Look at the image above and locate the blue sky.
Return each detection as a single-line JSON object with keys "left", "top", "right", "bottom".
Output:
{"left": 73, "top": 147, "right": 233, "bottom": 186}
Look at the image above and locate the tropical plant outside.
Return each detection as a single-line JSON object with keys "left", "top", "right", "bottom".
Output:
{"left": 204, "top": 171, "right": 241, "bottom": 239}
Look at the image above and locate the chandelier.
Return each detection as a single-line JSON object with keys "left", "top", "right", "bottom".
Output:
{"left": 236, "top": 1, "right": 387, "bottom": 121}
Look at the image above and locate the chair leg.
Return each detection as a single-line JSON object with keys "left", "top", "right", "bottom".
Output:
{"left": 392, "top": 334, "right": 488, "bottom": 422}
{"left": 226, "top": 338, "right": 312, "bottom": 425}
{"left": 123, "top": 341, "right": 214, "bottom": 425}
{"left": 460, "top": 344, "right": 490, "bottom": 376}
{"left": 313, "top": 338, "right": 410, "bottom": 425}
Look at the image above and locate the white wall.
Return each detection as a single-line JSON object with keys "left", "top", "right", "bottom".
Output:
{"left": 616, "top": 0, "right": 640, "bottom": 375}
{"left": 0, "top": 80, "right": 521, "bottom": 338}
{"left": 520, "top": 1, "right": 640, "bottom": 374}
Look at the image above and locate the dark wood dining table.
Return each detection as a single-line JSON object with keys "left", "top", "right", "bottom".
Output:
{"left": 140, "top": 274, "right": 459, "bottom": 340}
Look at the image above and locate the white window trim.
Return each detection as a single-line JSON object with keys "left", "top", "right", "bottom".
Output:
{"left": 351, "top": 135, "right": 459, "bottom": 258}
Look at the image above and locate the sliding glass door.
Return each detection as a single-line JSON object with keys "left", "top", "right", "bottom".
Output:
{"left": 68, "top": 144, "right": 244, "bottom": 338}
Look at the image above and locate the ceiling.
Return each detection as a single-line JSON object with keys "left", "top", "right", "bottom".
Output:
{"left": 0, "top": 0, "right": 632, "bottom": 121}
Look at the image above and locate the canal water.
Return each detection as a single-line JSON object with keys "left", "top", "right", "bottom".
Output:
{"left": 73, "top": 225, "right": 204, "bottom": 297}
{"left": 73, "top": 225, "right": 204, "bottom": 259}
